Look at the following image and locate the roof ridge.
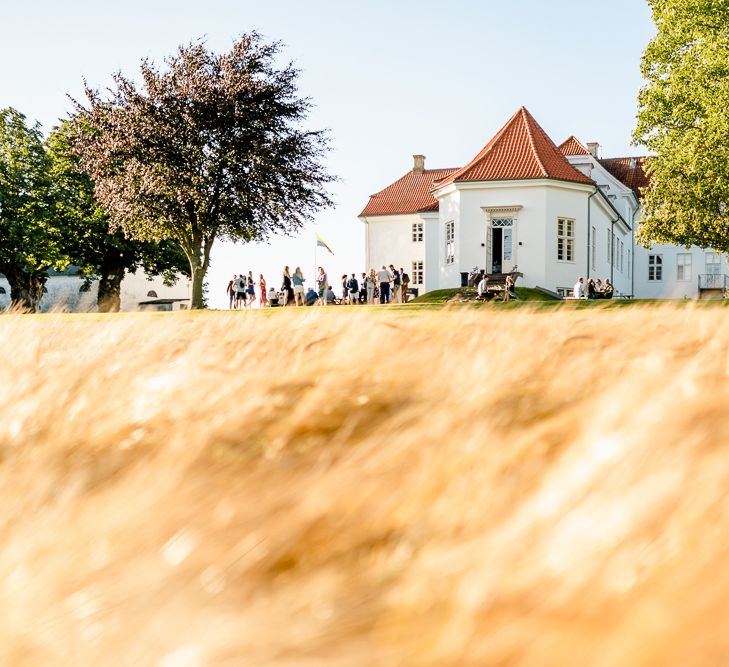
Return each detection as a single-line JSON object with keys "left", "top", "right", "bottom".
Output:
{"left": 522, "top": 108, "right": 548, "bottom": 177}
{"left": 599, "top": 156, "right": 647, "bottom": 162}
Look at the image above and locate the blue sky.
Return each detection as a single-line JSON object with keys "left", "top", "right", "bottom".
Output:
{"left": 1, "top": 0, "right": 654, "bottom": 307}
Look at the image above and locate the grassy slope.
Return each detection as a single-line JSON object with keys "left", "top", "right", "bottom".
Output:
{"left": 3, "top": 307, "right": 729, "bottom": 664}
{"left": 410, "top": 286, "right": 561, "bottom": 304}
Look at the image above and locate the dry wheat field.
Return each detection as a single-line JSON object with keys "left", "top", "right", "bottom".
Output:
{"left": 1, "top": 305, "right": 729, "bottom": 666}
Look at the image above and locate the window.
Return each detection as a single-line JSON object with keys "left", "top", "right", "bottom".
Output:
{"left": 412, "top": 222, "right": 423, "bottom": 242}
{"left": 556, "top": 287, "right": 572, "bottom": 298}
{"left": 677, "top": 253, "right": 692, "bottom": 281}
{"left": 411, "top": 261, "right": 424, "bottom": 286}
{"left": 648, "top": 254, "right": 663, "bottom": 281}
{"left": 591, "top": 226, "right": 596, "bottom": 271}
{"left": 445, "top": 221, "right": 455, "bottom": 265}
{"left": 706, "top": 252, "right": 721, "bottom": 275}
{"left": 619, "top": 240, "right": 624, "bottom": 273}
{"left": 557, "top": 218, "right": 574, "bottom": 262}
{"left": 607, "top": 229, "right": 614, "bottom": 264}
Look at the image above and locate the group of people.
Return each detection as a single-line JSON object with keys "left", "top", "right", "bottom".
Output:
{"left": 226, "top": 264, "right": 413, "bottom": 308}
{"left": 573, "top": 277, "right": 615, "bottom": 299}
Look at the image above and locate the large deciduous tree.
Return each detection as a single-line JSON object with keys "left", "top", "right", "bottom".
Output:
{"left": 47, "top": 123, "right": 190, "bottom": 312}
{"left": 70, "top": 34, "right": 334, "bottom": 309}
{"left": 0, "top": 107, "right": 66, "bottom": 311}
{"left": 634, "top": 0, "right": 729, "bottom": 250}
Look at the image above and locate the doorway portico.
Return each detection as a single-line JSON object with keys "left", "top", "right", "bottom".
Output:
{"left": 483, "top": 206, "right": 522, "bottom": 274}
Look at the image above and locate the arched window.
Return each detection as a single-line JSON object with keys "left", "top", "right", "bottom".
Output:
{"left": 147, "top": 290, "right": 158, "bottom": 298}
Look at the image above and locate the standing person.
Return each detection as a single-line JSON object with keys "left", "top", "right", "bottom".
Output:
{"left": 259, "top": 274, "right": 268, "bottom": 307}
{"left": 366, "top": 269, "right": 376, "bottom": 304}
{"left": 236, "top": 273, "right": 247, "bottom": 308}
{"left": 400, "top": 267, "right": 410, "bottom": 303}
{"left": 227, "top": 275, "right": 237, "bottom": 309}
{"left": 292, "top": 267, "right": 306, "bottom": 306}
{"left": 246, "top": 271, "right": 257, "bottom": 307}
{"left": 389, "top": 265, "right": 401, "bottom": 303}
{"left": 573, "top": 277, "right": 585, "bottom": 299}
{"left": 316, "top": 266, "right": 329, "bottom": 305}
{"left": 282, "top": 266, "right": 293, "bottom": 306}
{"left": 347, "top": 273, "right": 359, "bottom": 305}
{"left": 360, "top": 273, "right": 368, "bottom": 303}
{"left": 377, "top": 265, "right": 391, "bottom": 304}
{"left": 341, "top": 274, "right": 349, "bottom": 304}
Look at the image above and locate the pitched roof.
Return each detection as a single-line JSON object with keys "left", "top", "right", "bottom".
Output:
{"left": 435, "top": 107, "right": 594, "bottom": 188}
{"left": 359, "top": 168, "right": 458, "bottom": 217}
{"left": 558, "top": 135, "right": 591, "bottom": 156}
{"left": 598, "top": 157, "right": 650, "bottom": 200}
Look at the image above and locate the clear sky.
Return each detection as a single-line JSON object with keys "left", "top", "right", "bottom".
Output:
{"left": 1, "top": 0, "right": 654, "bottom": 308}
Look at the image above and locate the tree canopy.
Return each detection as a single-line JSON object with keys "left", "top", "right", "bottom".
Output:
{"left": 0, "top": 107, "right": 67, "bottom": 310}
{"left": 47, "top": 123, "right": 190, "bottom": 312}
{"left": 71, "top": 34, "right": 334, "bottom": 308}
{"left": 634, "top": 0, "right": 729, "bottom": 251}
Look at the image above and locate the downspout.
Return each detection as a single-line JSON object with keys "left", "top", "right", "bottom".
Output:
{"left": 587, "top": 187, "right": 598, "bottom": 278}
{"left": 364, "top": 218, "right": 370, "bottom": 271}
{"left": 611, "top": 217, "right": 618, "bottom": 286}
{"left": 630, "top": 202, "right": 639, "bottom": 298}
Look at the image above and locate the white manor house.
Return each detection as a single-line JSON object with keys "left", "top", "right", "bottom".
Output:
{"left": 359, "top": 107, "right": 729, "bottom": 299}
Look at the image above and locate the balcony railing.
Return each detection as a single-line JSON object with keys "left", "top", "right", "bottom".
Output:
{"left": 698, "top": 273, "right": 729, "bottom": 291}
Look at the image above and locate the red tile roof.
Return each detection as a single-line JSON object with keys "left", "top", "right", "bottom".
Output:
{"left": 359, "top": 168, "right": 458, "bottom": 217}
{"left": 598, "top": 157, "right": 650, "bottom": 200}
{"left": 558, "top": 135, "right": 591, "bottom": 156}
{"left": 435, "top": 107, "right": 594, "bottom": 187}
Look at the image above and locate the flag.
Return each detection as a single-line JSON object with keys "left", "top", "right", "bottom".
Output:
{"left": 316, "top": 234, "right": 334, "bottom": 255}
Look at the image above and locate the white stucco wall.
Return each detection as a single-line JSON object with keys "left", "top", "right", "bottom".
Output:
{"left": 0, "top": 270, "right": 190, "bottom": 312}
{"left": 633, "top": 242, "right": 729, "bottom": 299}
{"left": 362, "top": 213, "right": 432, "bottom": 293}
{"left": 430, "top": 179, "right": 632, "bottom": 295}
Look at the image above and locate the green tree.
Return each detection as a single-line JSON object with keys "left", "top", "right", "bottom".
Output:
{"left": 47, "top": 123, "right": 190, "bottom": 312}
{"left": 70, "top": 34, "right": 334, "bottom": 309}
{"left": 634, "top": 0, "right": 729, "bottom": 250}
{"left": 0, "top": 107, "right": 67, "bottom": 311}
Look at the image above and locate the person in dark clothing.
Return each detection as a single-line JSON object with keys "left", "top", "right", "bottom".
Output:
{"left": 347, "top": 273, "right": 359, "bottom": 305}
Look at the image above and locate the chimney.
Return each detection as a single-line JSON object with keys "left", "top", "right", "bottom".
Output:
{"left": 587, "top": 142, "right": 600, "bottom": 159}
{"left": 412, "top": 154, "right": 426, "bottom": 175}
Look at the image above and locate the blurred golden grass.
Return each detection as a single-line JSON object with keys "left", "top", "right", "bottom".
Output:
{"left": 2, "top": 305, "right": 729, "bottom": 666}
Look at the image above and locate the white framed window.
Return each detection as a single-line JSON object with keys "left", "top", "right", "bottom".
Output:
{"left": 557, "top": 218, "right": 574, "bottom": 262}
{"left": 648, "top": 254, "right": 663, "bottom": 281}
{"left": 620, "top": 240, "right": 624, "bottom": 273}
{"left": 706, "top": 252, "right": 721, "bottom": 275}
{"left": 606, "top": 229, "right": 613, "bottom": 264}
{"left": 411, "top": 261, "right": 424, "bottom": 286}
{"left": 412, "top": 222, "right": 423, "bottom": 242}
{"left": 591, "top": 226, "right": 596, "bottom": 271}
{"left": 445, "top": 221, "right": 455, "bottom": 265}
{"left": 677, "top": 253, "right": 692, "bottom": 281}
{"left": 556, "top": 287, "right": 572, "bottom": 298}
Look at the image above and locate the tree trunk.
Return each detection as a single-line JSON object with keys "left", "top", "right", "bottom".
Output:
{"left": 3, "top": 265, "right": 46, "bottom": 313}
{"left": 3, "top": 266, "right": 47, "bottom": 313}
{"left": 190, "top": 259, "right": 205, "bottom": 309}
{"left": 97, "top": 263, "right": 125, "bottom": 313}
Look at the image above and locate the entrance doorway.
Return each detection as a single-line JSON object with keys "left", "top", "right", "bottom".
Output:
{"left": 487, "top": 218, "right": 514, "bottom": 274}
